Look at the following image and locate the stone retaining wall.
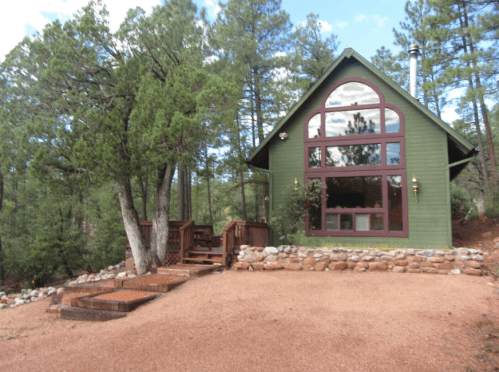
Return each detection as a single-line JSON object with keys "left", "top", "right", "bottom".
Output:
{"left": 234, "top": 246, "right": 485, "bottom": 276}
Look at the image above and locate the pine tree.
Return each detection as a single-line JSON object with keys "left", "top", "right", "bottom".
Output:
{"left": 290, "top": 13, "right": 339, "bottom": 92}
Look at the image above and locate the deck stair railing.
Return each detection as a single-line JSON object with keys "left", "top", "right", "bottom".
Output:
{"left": 222, "top": 220, "right": 269, "bottom": 267}
{"left": 179, "top": 220, "right": 195, "bottom": 264}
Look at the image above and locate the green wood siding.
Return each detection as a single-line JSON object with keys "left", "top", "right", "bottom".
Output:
{"left": 269, "top": 63, "right": 452, "bottom": 248}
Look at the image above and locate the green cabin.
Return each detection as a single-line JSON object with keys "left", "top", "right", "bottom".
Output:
{"left": 247, "top": 48, "right": 476, "bottom": 249}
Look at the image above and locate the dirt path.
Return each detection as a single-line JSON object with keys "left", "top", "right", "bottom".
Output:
{"left": 0, "top": 270, "right": 497, "bottom": 372}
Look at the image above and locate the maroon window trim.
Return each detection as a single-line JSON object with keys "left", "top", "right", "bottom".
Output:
{"left": 304, "top": 77, "right": 408, "bottom": 238}
{"left": 304, "top": 171, "right": 408, "bottom": 238}
{"left": 304, "top": 138, "right": 406, "bottom": 172}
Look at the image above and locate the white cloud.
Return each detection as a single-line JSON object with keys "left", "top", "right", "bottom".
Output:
{"left": 0, "top": 0, "right": 160, "bottom": 62}
{"left": 441, "top": 107, "right": 460, "bottom": 125}
{"left": 336, "top": 22, "right": 348, "bottom": 29}
{"left": 204, "top": 0, "right": 221, "bottom": 18}
{"left": 355, "top": 14, "right": 367, "bottom": 22}
{"left": 373, "top": 15, "right": 389, "bottom": 27}
{"left": 203, "top": 55, "right": 219, "bottom": 65}
{"left": 318, "top": 20, "right": 333, "bottom": 33}
{"left": 273, "top": 52, "right": 287, "bottom": 58}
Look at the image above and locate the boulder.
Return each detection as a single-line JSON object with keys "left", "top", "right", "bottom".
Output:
{"left": 463, "top": 268, "right": 482, "bottom": 276}
{"left": 265, "top": 262, "right": 283, "bottom": 270}
{"left": 392, "top": 266, "right": 406, "bottom": 273}
{"left": 421, "top": 267, "right": 438, "bottom": 274}
{"left": 429, "top": 256, "right": 445, "bottom": 263}
{"left": 303, "top": 257, "right": 316, "bottom": 270}
{"left": 328, "top": 261, "right": 348, "bottom": 271}
{"left": 329, "top": 253, "right": 348, "bottom": 261}
{"left": 254, "top": 254, "right": 265, "bottom": 262}
{"left": 252, "top": 262, "right": 265, "bottom": 271}
{"left": 314, "top": 261, "right": 328, "bottom": 271}
{"left": 264, "top": 247, "right": 279, "bottom": 254}
{"left": 234, "top": 262, "right": 251, "bottom": 270}
{"left": 368, "top": 262, "right": 387, "bottom": 271}
{"left": 434, "top": 262, "right": 455, "bottom": 270}
{"left": 283, "top": 263, "right": 302, "bottom": 271}
{"left": 467, "top": 260, "right": 482, "bottom": 269}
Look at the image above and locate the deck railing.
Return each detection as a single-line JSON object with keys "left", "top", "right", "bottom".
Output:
{"left": 222, "top": 221, "right": 269, "bottom": 267}
{"left": 179, "top": 220, "right": 195, "bottom": 263}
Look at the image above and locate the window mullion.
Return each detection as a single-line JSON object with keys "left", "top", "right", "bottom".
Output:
{"left": 382, "top": 175, "right": 389, "bottom": 232}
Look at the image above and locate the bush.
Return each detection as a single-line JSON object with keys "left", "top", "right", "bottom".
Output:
{"left": 486, "top": 187, "right": 499, "bottom": 219}
{"left": 269, "top": 179, "right": 325, "bottom": 245}
{"left": 450, "top": 186, "right": 474, "bottom": 219}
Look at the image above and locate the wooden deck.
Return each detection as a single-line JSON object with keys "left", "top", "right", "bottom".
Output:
{"left": 125, "top": 220, "right": 269, "bottom": 268}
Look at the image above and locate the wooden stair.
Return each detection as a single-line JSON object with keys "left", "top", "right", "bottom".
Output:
{"left": 182, "top": 250, "right": 223, "bottom": 265}
{"left": 58, "top": 264, "right": 223, "bottom": 321}
{"left": 157, "top": 264, "right": 223, "bottom": 277}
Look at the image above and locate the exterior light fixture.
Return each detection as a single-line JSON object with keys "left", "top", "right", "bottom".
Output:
{"left": 279, "top": 132, "right": 288, "bottom": 140}
{"left": 412, "top": 176, "right": 418, "bottom": 202}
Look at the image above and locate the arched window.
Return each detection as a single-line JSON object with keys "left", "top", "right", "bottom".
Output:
{"left": 304, "top": 78, "right": 407, "bottom": 238}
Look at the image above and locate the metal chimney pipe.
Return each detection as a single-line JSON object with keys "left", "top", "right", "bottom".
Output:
{"left": 409, "top": 44, "right": 419, "bottom": 98}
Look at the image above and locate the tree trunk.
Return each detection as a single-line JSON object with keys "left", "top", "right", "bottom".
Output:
{"left": 0, "top": 173, "right": 4, "bottom": 285}
{"left": 138, "top": 174, "right": 149, "bottom": 221}
{"left": 464, "top": 14, "right": 498, "bottom": 186}
{"left": 475, "top": 191, "right": 486, "bottom": 220}
{"left": 151, "top": 163, "right": 176, "bottom": 266}
{"left": 263, "top": 180, "right": 270, "bottom": 223}
{"left": 207, "top": 170, "right": 214, "bottom": 225}
{"left": 458, "top": 5, "right": 490, "bottom": 195}
{"left": 239, "top": 170, "right": 247, "bottom": 221}
{"left": 116, "top": 178, "right": 151, "bottom": 274}
{"left": 178, "top": 166, "right": 185, "bottom": 220}
{"left": 186, "top": 169, "right": 192, "bottom": 220}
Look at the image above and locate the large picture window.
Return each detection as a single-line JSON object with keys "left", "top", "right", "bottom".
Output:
{"left": 304, "top": 78, "right": 407, "bottom": 237}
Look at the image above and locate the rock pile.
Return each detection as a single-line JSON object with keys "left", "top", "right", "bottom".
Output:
{"left": 66, "top": 261, "right": 133, "bottom": 285}
{"left": 234, "top": 246, "right": 486, "bottom": 275}
{"left": 0, "top": 261, "right": 128, "bottom": 311}
{"left": 0, "top": 287, "right": 62, "bottom": 309}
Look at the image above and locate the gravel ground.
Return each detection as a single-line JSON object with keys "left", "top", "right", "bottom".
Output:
{"left": 0, "top": 270, "right": 497, "bottom": 372}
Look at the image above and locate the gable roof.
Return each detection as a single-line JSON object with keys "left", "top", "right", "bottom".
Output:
{"left": 247, "top": 47, "right": 476, "bottom": 178}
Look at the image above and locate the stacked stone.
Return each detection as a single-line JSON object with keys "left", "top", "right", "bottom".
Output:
{"left": 0, "top": 287, "right": 62, "bottom": 309}
{"left": 234, "top": 246, "right": 485, "bottom": 276}
{"left": 67, "top": 261, "right": 130, "bottom": 285}
{"left": 0, "top": 261, "right": 127, "bottom": 311}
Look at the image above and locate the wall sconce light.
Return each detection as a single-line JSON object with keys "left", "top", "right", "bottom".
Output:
{"left": 412, "top": 176, "right": 418, "bottom": 202}
{"left": 279, "top": 132, "right": 288, "bottom": 140}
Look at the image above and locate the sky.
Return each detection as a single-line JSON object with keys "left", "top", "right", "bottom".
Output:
{"left": 0, "top": 0, "right": 459, "bottom": 122}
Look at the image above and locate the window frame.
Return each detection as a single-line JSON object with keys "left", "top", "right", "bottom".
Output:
{"left": 303, "top": 77, "right": 408, "bottom": 238}
{"left": 305, "top": 171, "right": 408, "bottom": 237}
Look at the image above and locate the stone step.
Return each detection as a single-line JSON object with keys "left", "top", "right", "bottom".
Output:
{"left": 61, "top": 307, "right": 128, "bottom": 321}
{"left": 73, "top": 290, "right": 159, "bottom": 312}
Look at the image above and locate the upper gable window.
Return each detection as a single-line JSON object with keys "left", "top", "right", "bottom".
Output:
{"left": 325, "top": 82, "right": 380, "bottom": 108}
{"left": 385, "top": 108, "right": 400, "bottom": 133}
{"left": 304, "top": 77, "right": 407, "bottom": 238}
{"left": 306, "top": 78, "right": 404, "bottom": 141}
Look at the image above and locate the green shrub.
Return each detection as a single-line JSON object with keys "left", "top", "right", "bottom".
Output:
{"left": 270, "top": 179, "right": 325, "bottom": 245}
{"left": 450, "top": 185, "right": 473, "bottom": 219}
{"left": 485, "top": 187, "right": 499, "bottom": 219}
